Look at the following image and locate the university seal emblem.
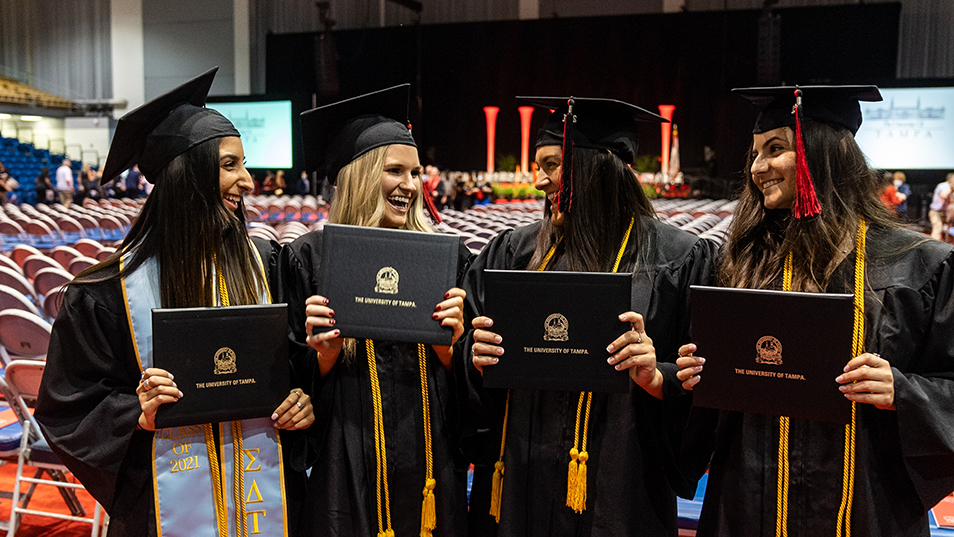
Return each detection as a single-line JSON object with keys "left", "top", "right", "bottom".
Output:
{"left": 756, "top": 336, "right": 783, "bottom": 365}
{"left": 375, "top": 267, "right": 399, "bottom": 294}
{"left": 214, "top": 347, "right": 237, "bottom": 375}
{"left": 544, "top": 313, "right": 569, "bottom": 342}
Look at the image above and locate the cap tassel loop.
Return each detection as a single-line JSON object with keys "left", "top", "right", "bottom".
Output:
{"left": 793, "top": 89, "right": 821, "bottom": 219}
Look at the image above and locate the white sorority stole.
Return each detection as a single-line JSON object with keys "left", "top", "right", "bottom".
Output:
{"left": 121, "top": 248, "right": 288, "bottom": 537}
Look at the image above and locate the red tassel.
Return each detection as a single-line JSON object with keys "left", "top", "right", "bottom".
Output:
{"left": 793, "top": 89, "right": 821, "bottom": 219}
{"left": 422, "top": 189, "right": 442, "bottom": 224}
{"left": 556, "top": 99, "right": 575, "bottom": 215}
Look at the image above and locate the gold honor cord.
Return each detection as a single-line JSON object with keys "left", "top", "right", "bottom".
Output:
{"left": 489, "top": 390, "right": 510, "bottom": 522}
{"left": 205, "top": 424, "right": 229, "bottom": 537}
{"left": 488, "top": 218, "right": 635, "bottom": 520}
{"left": 837, "top": 218, "right": 866, "bottom": 537}
{"left": 365, "top": 339, "right": 393, "bottom": 537}
{"left": 776, "top": 218, "right": 866, "bottom": 537}
{"left": 215, "top": 258, "right": 247, "bottom": 537}
{"left": 365, "top": 339, "right": 433, "bottom": 536}
{"left": 418, "top": 343, "right": 437, "bottom": 536}
{"left": 489, "top": 235, "right": 562, "bottom": 520}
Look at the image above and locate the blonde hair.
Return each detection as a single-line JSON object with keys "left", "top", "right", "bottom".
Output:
{"left": 329, "top": 145, "right": 432, "bottom": 232}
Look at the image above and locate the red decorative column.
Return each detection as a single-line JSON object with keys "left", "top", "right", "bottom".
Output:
{"left": 658, "top": 105, "right": 675, "bottom": 175}
{"left": 483, "top": 106, "right": 500, "bottom": 173}
{"left": 518, "top": 106, "right": 534, "bottom": 174}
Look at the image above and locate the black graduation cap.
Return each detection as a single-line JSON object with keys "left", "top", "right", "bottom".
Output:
{"left": 734, "top": 85, "right": 882, "bottom": 135}
{"left": 733, "top": 85, "right": 882, "bottom": 219}
{"left": 516, "top": 96, "right": 667, "bottom": 214}
{"left": 300, "top": 84, "right": 416, "bottom": 184}
{"left": 101, "top": 67, "right": 239, "bottom": 183}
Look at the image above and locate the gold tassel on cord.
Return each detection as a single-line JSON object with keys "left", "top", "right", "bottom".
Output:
{"left": 418, "top": 343, "right": 437, "bottom": 537}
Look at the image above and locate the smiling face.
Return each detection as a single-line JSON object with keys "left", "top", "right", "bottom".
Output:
{"left": 533, "top": 145, "right": 565, "bottom": 226}
{"left": 750, "top": 127, "right": 798, "bottom": 210}
{"left": 378, "top": 144, "right": 421, "bottom": 229}
{"left": 218, "top": 136, "right": 253, "bottom": 213}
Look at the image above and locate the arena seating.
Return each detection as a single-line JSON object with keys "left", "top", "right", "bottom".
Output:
{"left": 0, "top": 136, "right": 88, "bottom": 206}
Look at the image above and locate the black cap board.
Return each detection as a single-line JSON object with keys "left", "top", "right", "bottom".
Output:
{"left": 733, "top": 85, "right": 882, "bottom": 135}
{"left": 101, "top": 67, "right": 239, "bottom": 183}
{"left": 516, "top": 96, "right": 667, "bottom": 164}
{"left": 516, "top": 96, "right": 666, "bottom": 215}
{"left": 534, "top": 109, "right": 564, "bottom": 149}
{"left": 300, "top": 84, "right": 416, "bottom": 184}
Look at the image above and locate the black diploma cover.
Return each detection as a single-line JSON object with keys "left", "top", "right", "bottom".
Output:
{"left": 482, "top": 270, "right": 631, "bottom": 393}
{"left": 318, "top": 224, "right": 459, "bottom": 345}
{"left": 689, "top": 285, "right": 853, "bottom": 424}
{"left": 153, "top": 304, "right": 290, "bottom": 428}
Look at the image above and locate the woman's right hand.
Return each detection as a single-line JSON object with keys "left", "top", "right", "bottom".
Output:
{"left": 137, "top": 368, "right": 182, "bottom": 431}
{"left": 305, "top": 295, "right": 343, "bottom": 377}
{"left": 675, "top": 343, "right": 705, "bottom": 390}
{"left": 471, "top": 316, "right": 504, "bottom": 375}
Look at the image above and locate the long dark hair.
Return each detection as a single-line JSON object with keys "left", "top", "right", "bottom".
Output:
{"left": 527, "top": 148, "right": 654, "bottom": 272}
{"left": 719, "top": 121, "right": 898, "bottom": 291}
{"left": 77, "top": 138, "right": 266, "bottom": 308}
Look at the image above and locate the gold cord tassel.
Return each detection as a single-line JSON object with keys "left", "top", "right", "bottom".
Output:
{"left": 489, "top": 390, "right": 510, "bottom": 522}
{"left": 566, "top": 391, "right": 584, "bottom": 508}
{"left": 418, "top": 343, "right": 437, "bottom": 536}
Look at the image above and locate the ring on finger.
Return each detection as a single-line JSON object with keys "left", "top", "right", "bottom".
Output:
{"left": 636, "top": 331, "right": 643, "bottom": 344}
{"left": 142, "top": 378, "right": 151, "bottom": 390}
{"left": 292, "top": 389, "right": 302, "bottom": 398}
{"left": 295, "top": 401, "right": 303, "bottom": 409}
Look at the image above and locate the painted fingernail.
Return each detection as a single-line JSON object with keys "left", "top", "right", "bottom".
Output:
{"left": 178, "top": 391, "right": 183, "bottom": 398}
{"left": 444, "top": 292, "right": 450, "bottom": 298}
{"left": 607, "top": 357, "right": 614, "bottom": 364}
{"left": 432, "top": 313, "right": 439, "bottom": 319}
{"left": 618, "top": 314, "right": 626, "bottom": 321}
{"left": 486, "top": 319, "right": 493, "bottom": 327}
{"left": 329, "top": 310, "right": 335, "bottom": 317}
{"left": 168, "top": 373, "right": 175, "bottom": 380}
{"left": 694, "top": 366, "right": 703, "bottom": 372}
{"left": 496, "top": 348, "right": 504, "bottom": 355}
{"left": 330, "top": 319, "right": 336, "bottom": 326}
{"left": 435, "top": 305, "right": 442, "bottom": 311}
{"left": 615, "top": 364, "right": 622, "bottom": 370}
{"left": 493, "top": 357, "right": 499, "bottom": 363}
{"left": 698, "top": 357, "right": 705, "bottom": 364}
{"left": 323, "top": 298, "right": 329, "bottom": 304}
{"left": 494, "top": 336, "right": 502, "bottom": 344}
{"left": 334, "top": 329, "right": 341, "bottom": 336}
{"left": 271, "top": 413, "right": 279, "bottom": 420}
{"left": 606, "top": 344, "right": 614, "bottom": 353}
{"left": 835, "top": 375, "right": 844, "bottom": 383}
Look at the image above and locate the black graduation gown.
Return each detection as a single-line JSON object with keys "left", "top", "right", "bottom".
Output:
{"left": 34, "top": 238, "right": 307, "bottom": 537}
{"left": 458, "top": 217, "right": 717, "bottom": 537}
{"left": 681, "top": 226, "right": 954, "bottom": 537}
{"left": 277, "top": 229, "right": 474, "bottom": 537}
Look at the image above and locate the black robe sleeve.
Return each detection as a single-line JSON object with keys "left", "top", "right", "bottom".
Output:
{"left": 36, "top": 276, "right": 157, "bottom": 533}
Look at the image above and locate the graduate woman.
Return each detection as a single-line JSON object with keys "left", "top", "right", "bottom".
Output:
{"left": 676, "top": 86, "right": 954, "bottom": 536}
{"left": 462, "top": 97, "right": 716, "bottom": 536}
{"left": 35, "top": 68, "right": 314, "bottom": 537}
{"left": 277, "top": 84, "right": 472, "bottom": 537}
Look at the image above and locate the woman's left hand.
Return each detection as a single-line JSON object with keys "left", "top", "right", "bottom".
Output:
{"left": 431, "top": 287, "right": 467, "bottom": 370}
{"left": 836, "top": 353, "right": 895, "bottom": 410}
{"left": 271, "top": 388, "right": 314, "bottom": 430}
{"left": 607, "top": 312, "right": 663, "bottom": 399}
